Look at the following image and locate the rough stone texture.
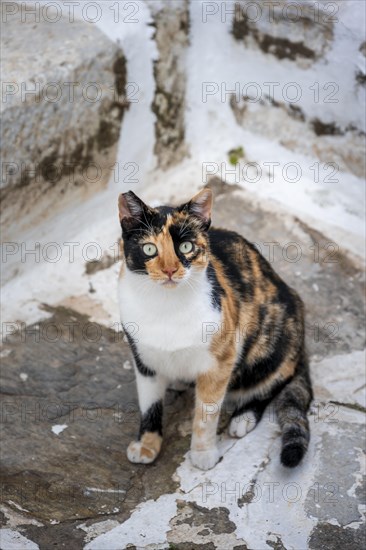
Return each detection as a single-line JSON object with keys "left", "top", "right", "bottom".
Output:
{"left": 305, "top": 425, "right": 365, "bottom": 525}
{"left": 230, "top": 94, "right": 366, "bottom": 179}
{"left": 167, "top": 501, "right": 245, "bottom": 548}
{"left": 0, "top": 307, "right": 190, "bottom": 524}
{"left": 230, "top": 1, "right": 366, "bottom": 179}
{"left": 1, "top": 8, "right": 127, "bottom": 238}
{"left": 1, "top": 181, "right": 364, "bottom": 548}
{"left": 309, "top": 522, "right": 366, "bottom": 550}
{"left": 232, "top": 0, "right": 334, "bottom": 66}
{"left": 151, "top": 0, "right": 189, "bottom": 170}
{"left": 232, "top": 1, "right": 333, "bottom": 67}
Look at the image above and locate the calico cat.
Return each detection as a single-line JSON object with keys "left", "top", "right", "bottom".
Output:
{"left": 118, "top": 188, "right": 312, "bottom": 470}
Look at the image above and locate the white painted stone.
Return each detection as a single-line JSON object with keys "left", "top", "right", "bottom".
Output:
{"left": 85, "top": 494, "right": 178, "bottom": 550}
{"left": 0, "top": 529, "right": 39, "bottom": 550}
{"left": 51, "top": 424, "right": 68, "bottom": 435}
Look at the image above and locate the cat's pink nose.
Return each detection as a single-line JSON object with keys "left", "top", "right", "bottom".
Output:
{"left": 162, "top": 267, "right": 178, "bottom": 279}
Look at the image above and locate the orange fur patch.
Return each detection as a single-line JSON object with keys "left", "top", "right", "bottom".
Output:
{"left": 140, "top": 432, "right": 163, "bottom": 458}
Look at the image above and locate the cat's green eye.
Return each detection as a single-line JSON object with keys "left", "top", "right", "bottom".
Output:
{"left": 143, "top": 243, "right": 157, "bottom": 257}
{"left": 179, "top": 241, "right": 193, "bottom": 254}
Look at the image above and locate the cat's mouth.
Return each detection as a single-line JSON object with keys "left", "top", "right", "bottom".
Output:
{"left": 161, "top": 278, "right": 179, "bottom": 288}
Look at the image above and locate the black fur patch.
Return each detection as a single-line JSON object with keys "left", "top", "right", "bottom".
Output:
{"left": 125, "top": 330, "right": 155, "bottom": 377}
{"left": 208, "top": 229, "right": 254, "bottom": 299}
{"left": 207, "top": 262, "right": 224, "bottom": 310}
{"left": 231, "top": 337, "right": 287, "bottom": 389}
{"left": 168, "top": 223, "right": 206, "bottom": 269}
{"left": 281, "top": 442, "right": 306, "bottom": 468}
{"left": 231, "top": 397, "right": 269, "bottom": 424}
{"left": 122, "top": 206, "right": 169, "bottom": 273}
{"left": 139, "top": 400, "right": 163, "bottom": 438}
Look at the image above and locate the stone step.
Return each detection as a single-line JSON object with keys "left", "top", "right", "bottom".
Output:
{"left": 1, "top": 6, "right": 127, "bottom": 238}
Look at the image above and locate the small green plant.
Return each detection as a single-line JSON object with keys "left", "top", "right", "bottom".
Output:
{"left": 228, "top": 146, "right": 245, "bottom": 165}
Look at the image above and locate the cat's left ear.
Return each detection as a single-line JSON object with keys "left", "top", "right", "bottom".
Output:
{"left": 184, "top": 188, "right": 212, "bottom": 230}
{"left": 118, "top": 191, "right": 152, "bottom": 231}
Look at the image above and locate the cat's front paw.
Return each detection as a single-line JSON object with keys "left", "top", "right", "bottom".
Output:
{"left": 127, "top": 438, "right": 161, "bottom": 464}
{"left": 190, "top": 448, "right": 220, "bottom": 470}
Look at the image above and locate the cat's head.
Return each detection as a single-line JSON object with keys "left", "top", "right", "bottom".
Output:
{"left": 118, "top": 188, "right": 212, "bottom": 287}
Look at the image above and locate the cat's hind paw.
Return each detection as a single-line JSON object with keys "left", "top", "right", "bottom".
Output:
{"left": 229, "top": 410, "right": 257, "bottom": 438}
{"left": 190, "top": 448, "right": 220, "bottom": 470}
{"left": 127, "top": 433, "right": 162, "bottom": 464}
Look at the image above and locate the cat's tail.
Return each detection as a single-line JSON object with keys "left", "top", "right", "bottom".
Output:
{"left": 275, "top": 356, "right": 313, "bottom": 468}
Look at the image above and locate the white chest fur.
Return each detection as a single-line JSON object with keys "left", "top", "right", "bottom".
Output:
{"left": 118, "top": 268, "right": 222, "bottom": 381}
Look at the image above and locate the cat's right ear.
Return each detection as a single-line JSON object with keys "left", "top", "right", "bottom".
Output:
{"left": 118, "top": 191, "right": 150, "bottom": 231}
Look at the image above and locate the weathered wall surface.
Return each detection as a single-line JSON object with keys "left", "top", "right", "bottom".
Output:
{"left": 150, "top": 0, "right": 190, "bottom": 170}
{"left": 232, "top": 0, "right": 335, "bottom": 66}
{"left": 1, "top": 7, "right": 127, "bottom": 236}
{"left": 231, "top": 0, "right": 366, "bottom": 177}
{"left": 230, "top": 93, "right": 365, "bottom": 178}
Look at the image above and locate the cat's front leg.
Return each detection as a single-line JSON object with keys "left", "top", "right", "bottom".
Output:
{"left": 190, "top": 369, "right": 230, "bottom": 470}
{"left": 127, "top": 370, "right": 167, "bottom": 464}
